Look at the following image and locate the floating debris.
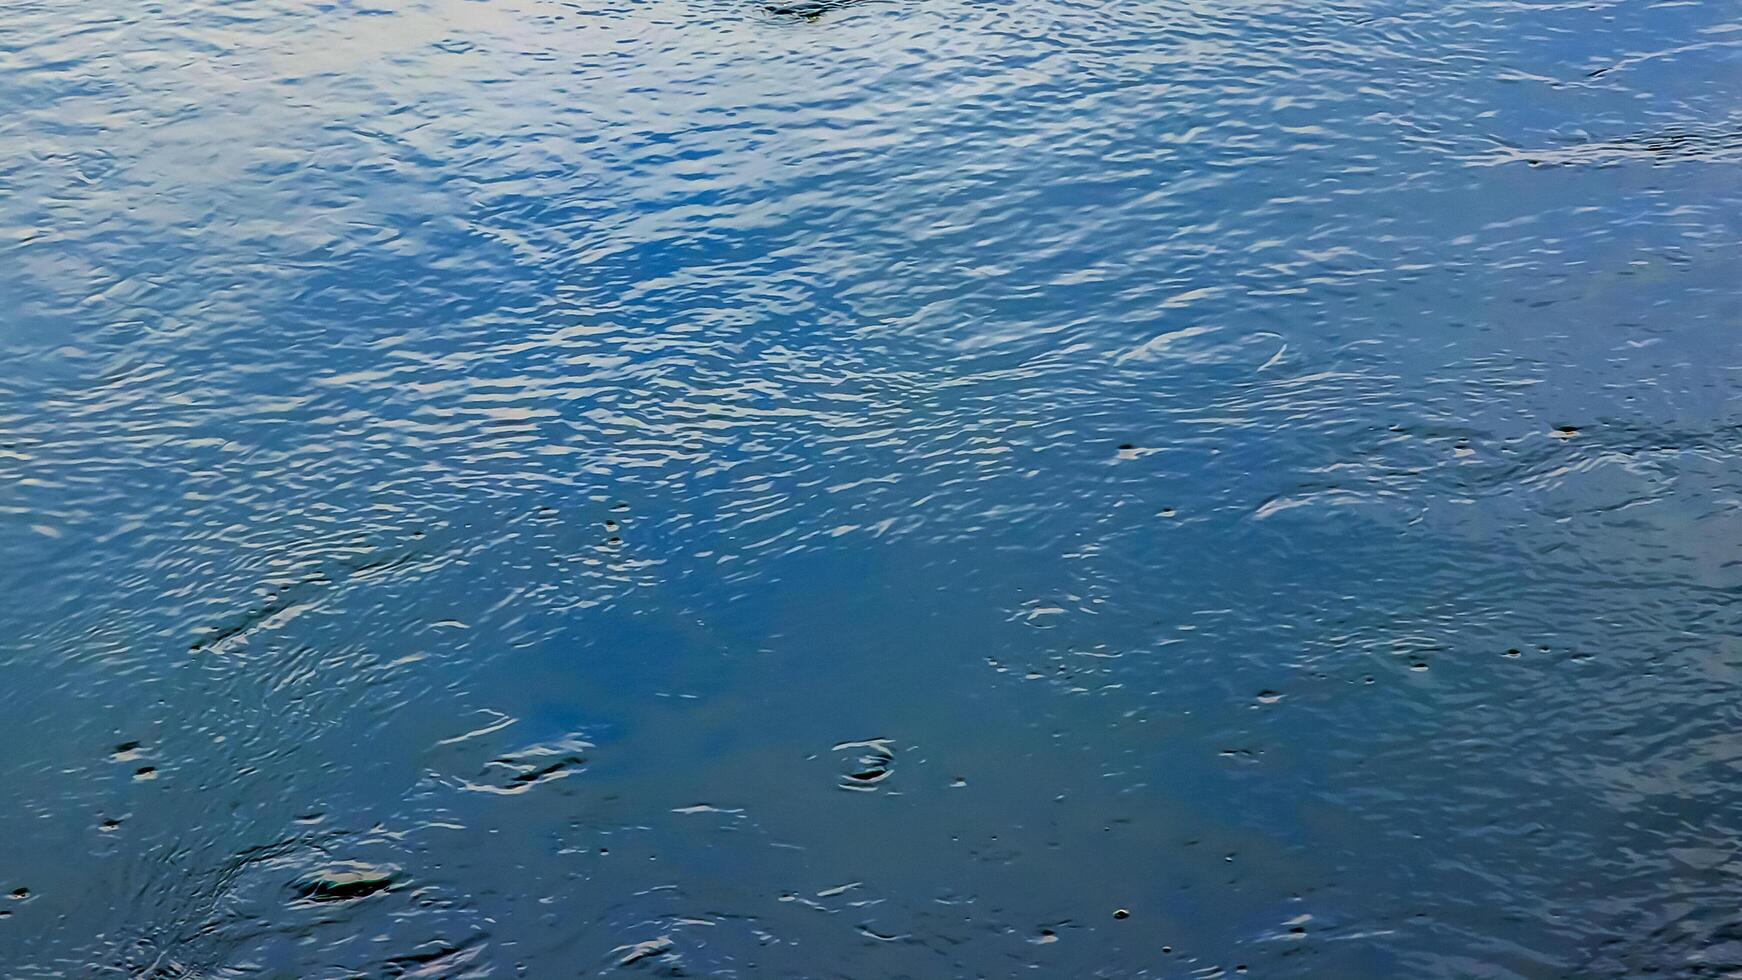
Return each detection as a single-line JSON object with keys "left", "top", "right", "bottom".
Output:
{"left": 293, "top": 862, "right": 397, "bottom": 903}
{"left": 1484, "top": 126, "right": 1742, "bottom": 168}
{"left": 613, "top": 935, "right": 673, "bottom": 967}
{"left": 385, "top": 936, "right": 490, "bottom": 976}
{"left": 671, "top": 804, "right": 744, "bottom": 815}
{"left": 189, "top": 545, "right": 423, "bottom": 653}
{"left": 763, "top": 0, "right": 863, "bottom": 17}
{"left": 461, "top": 735, "right": 592, "bottom": 795}
{"left": 832, "top": 739, "right": 895, "bottom": 792}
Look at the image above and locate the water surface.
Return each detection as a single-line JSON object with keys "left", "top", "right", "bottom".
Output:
{"left": 2, "top": 0, "right": 1740, "bottom": 976}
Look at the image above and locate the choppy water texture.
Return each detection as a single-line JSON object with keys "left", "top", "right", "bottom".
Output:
{"left": 1, "top": 0, "right": 1739, "bottom": 976}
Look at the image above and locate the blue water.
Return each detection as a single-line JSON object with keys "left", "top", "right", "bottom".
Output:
{"left": 2, "top": 0, "right": 1740, "bottom": 976}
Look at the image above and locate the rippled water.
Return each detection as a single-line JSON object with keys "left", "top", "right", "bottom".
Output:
{"left": 2, "top": 0, "right": 1739, "bottom": 976}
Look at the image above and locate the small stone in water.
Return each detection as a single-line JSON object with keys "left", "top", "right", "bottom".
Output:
{"left": 1113, "top": 908, "right": 1130, "bottom": 920}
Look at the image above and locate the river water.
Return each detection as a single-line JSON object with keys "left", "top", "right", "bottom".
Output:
{"left": 2, "top": 0, "right": 1740, "bottom": 976}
